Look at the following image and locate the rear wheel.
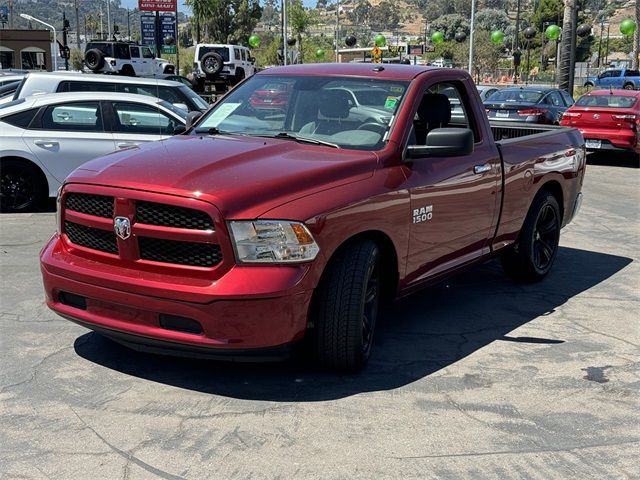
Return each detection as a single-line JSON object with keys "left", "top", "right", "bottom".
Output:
{"left": 623, "top": 83, "right": 634, "bottom": 90}
{"left": 120, "top": 64, "right": 135, "bottom": 76}
{"left": 313, "top": 240, "right": 380, "bottom": 371}
{"left": 0, "top": 160, "right": 46, "bottom": 213}
{"left": 501, "top": 190, "right": 561, "bottom": 282}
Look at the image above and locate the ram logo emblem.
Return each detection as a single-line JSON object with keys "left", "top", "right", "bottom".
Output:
{"left": 114, "top": 216, "right": 131, "bottom": 240}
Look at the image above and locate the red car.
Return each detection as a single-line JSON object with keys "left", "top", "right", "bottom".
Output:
{"left": 561, "top": 89, "right": 640, "bottom": 154}
{"left": 248, "top": 81, "right": 292, "bottom": 113}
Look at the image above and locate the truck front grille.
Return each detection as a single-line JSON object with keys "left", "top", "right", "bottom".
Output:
{"left": 65, "top": 221, "right": 118, "bottom": 254}
{"left": 139, "top": 237, "right": 222, "bottom": 267}
{"left": 136, "top": 201, "right": 214, "bottom": 230}
{"left": 65, "top": 193, "right": 114, "bottom": 218}
{"left": 63, "top": 192, "right": 222, "bottom": 268}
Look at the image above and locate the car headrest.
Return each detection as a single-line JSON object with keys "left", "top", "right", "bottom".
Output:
{"left": 318, "top": 89, "right": 351, "bottom": 119}
{"left": 417, "top": 93, "right": 451, "bottom": 126}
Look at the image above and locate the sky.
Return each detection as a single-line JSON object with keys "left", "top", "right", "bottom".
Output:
{"left": 119, "top": 0, "right": 317, "bottom": 14}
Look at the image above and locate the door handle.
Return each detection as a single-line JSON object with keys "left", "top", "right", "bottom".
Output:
{"left": 34, "top": 140, "right": 59, "bottom": 148}
{"left": 117, "top": 142, "right": 140, "bottom": 148}
{"left": 473, "top": 164, "right": 492, "bottom": 174}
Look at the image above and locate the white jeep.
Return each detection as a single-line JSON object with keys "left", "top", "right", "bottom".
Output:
{"left": 192, "top": 44, "right": 255, "bottom": 91}
{"left": 84, "top": 41, "right": 175, "bottom": 76}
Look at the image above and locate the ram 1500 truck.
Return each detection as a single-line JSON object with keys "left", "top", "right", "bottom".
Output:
{"left": 40, "top": 64, "right": 586, "bottom": 371}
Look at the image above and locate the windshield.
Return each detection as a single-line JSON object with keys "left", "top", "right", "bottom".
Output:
{"left": 158, "top": 99, "right": 189, "bottom": 119}
{"left": 193, "top": 75, "right": 409, "bottom": 150}
{"left": 180, "top": 85, "right": 209, "bottom": 110}
{"left": 486, "top": 90, "right": 544, "bottom": 103}
{"left": 576, "top": 94, "right": 637, "bottom": 108}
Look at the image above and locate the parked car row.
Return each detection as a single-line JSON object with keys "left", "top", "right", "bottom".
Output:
{"left": 2, "top": 67, "right": 636, "bottom": 214}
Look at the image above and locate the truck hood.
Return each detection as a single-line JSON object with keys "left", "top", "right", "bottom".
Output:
{"left": 68, "top": 134, "right": 378, "bottom": 218}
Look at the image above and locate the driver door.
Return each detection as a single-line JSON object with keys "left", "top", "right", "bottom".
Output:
{"left": 403, "top": 81, "right": 501, "bottom": 284}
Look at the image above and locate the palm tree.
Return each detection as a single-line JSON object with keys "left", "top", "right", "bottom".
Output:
{"left": 289, "top": 0, "right": 310, "bottom": 63}
{"left": 186, "top": 0, "right": 214, "bottom": 43}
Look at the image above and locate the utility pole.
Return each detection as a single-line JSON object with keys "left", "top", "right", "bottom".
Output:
{"left": 107, "top": 0, "right": 111, "bottom": 39}
{"left": 75, "top": 0, "right": 80, "bottom": 49}
{"left": 63, "top": 11, "right": 69, "bottom": 70}
{"left": 634, "top": 1, "right": 639, "bottom": 69}
{"left": 127, "top": 9, "right": 130, "bottom": 40}
{"left": 468, "top": 0, "right": 476, "bottom": 76}
{"left": 513, "top": 0, "right": 521, "bottom": 53}
{"left": 282, "top": 0, "right": 287, "bottom": 65}
{"left": 335, "top": 0, "right": 339, "bottom": 62}
{"left": 8, "top": 0, "right": 14, "bottom": 28}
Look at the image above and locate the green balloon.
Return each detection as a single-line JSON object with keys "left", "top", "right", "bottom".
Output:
{"left": 248, "top": 34, "right": 260, "bottom": 48}
{"left": 491, "top": 30, "right": 504, "bottom": 44}
{"left": 620, "top": 19, "right": 637, "bottom": 37}
{"left": 374, "top": 34, "right": 386, "bottom": 47}
{"left": 431, "top": 31, "right": 444, "bottom": 44}
{"left": 315, "top": 48, "right": 325, "bottom": 60}
{"left": 545, "top": 24, "right": 561, "bottom": 41}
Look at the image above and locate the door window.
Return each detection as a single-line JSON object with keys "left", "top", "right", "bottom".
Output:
{"left": 142, "top": 47, "right": 154, "bottom": 59}
{"left": 111, "top": 102, "right": 178, "bottom": 135}
{"left": 547, "top": 91, "right": 563, "bottom": 106}
{"left": 130, "top": 46, "right": 140, "bottom": 58}
{"left": 61, "top": 81, "right": 117, "bottom": 92}
{"left": 40, "top": 101, "right": 103, "bottom": 131}
{"left": 234, "top": 48, "right": 241, "bottom": 61}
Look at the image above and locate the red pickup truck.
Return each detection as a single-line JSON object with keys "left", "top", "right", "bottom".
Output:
{"left": 40, "top": 64, "right": 586, "bottom": 371}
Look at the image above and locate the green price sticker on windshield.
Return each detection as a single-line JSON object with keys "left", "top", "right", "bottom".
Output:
{"left": 384, "top": 96, "right": 399, "bottom": 109}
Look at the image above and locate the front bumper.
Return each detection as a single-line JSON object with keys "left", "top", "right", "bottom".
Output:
{"left": 41, "top": 234, "right": 315, "bottom": 354}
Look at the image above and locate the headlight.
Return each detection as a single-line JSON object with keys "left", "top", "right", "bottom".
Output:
{"left": 55, "top": 186, "right": 63, "bottom": 234}
{"left": 228, "top": 220, "right": 320, "bottom": 264}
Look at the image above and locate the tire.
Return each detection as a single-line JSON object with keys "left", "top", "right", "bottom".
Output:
{"left": 1, "top": 159, "right": 46, "bottom": 213}
{"left": 120, "top": 64, "right": 135, "bottom": 77}
{"left": 230, "top": 68, "right": 245, "bottom": 86}
{"left": 583, "top": 82, "right": 594, "bottom": 88}
{"left": 84, "top": 49, "right": 105, "bottom": 71}
{"left": 313, "top": 240, "right": 381, "bottom": 371}
{"left": 623, "top": 83, "right": 634, "bottom": 90}
{"left": 201, "top": 52, "right": 224, "bottom": 76}
{"left": 501, "top": 190, "right": 561, "bottom": 282}
{"left": 163, "top": 65, "right": 175, "bottom": 74}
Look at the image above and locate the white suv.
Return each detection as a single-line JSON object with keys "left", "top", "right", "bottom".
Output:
{"left": 192, "top": 44, "right": 255, "bottom": 89}
{"left": 84, "top": 41, "right": 175, "bottom": 76}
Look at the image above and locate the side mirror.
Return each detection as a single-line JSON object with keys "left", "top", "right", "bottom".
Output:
{"left": 405, "top": 128, "right": 474, "bottom": 160}
{"left": 185, "top": 111, "right": 203, "bottom": 131}
{"left": 249, "top": 56, "right": 256, "bottom": 64}
{"left": 172, "top": 102, "right": 188, "bottom": 111}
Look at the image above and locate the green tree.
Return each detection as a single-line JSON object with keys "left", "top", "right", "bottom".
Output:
{"left": 368, "top": 1, "right": 402, "bottom": 32}
{"left": 430, "top": 14, "right": 469, "bottom": 41}
{"left": 531, "top": 0, "right": 563, "bottom": 31}
{"left": 475, "top": 9, "right": 510, "bottom": 33}
{"left": 289, "top": 0, "right": 310, "bottom": 63}
{"left": 198, "top": 0, "right": 262, "bottom": 44}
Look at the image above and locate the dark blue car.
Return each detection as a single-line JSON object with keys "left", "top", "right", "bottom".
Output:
{"left": 484, "top": 87, "right": 574, "bottom": 124}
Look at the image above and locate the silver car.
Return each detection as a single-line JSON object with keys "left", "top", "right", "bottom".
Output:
{"left": 1, "top": 91, "right": 187, "bottom": 212}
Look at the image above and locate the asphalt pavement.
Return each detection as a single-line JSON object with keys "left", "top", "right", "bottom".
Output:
{"left": 1, "top": 154, "right": 638, "bottom": 479}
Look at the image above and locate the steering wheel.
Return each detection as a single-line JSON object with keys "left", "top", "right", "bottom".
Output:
{"left": 357, "top": 122, "right": 387, "bottom": 135}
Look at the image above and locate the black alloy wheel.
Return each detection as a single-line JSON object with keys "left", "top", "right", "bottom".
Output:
{"left": 1, "top": 160, "right": 44, "bottom": 213}
{"left": 501, "top": 190, "right": 561, "bottom": 282}
{"left": 531, "top": 202, "right": 559, "bottom": 272}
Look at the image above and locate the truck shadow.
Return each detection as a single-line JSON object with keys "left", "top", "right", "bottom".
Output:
{"left": 74, "top": 246, "right": 632, "bottom": 401}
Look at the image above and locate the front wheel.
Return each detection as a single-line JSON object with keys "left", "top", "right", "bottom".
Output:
{"left": 501, "top": 190, "right": 561, "bottom": 282}
{"left": 623, "top": 83, "right": 635, "bottom": 90}
{"left": 313, "top": 240, "right": 380, "bottom": 371}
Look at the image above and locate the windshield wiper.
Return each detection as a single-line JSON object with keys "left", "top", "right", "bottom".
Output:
{"left": 255, "top": 132, "right": 339, "bottom": 148}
